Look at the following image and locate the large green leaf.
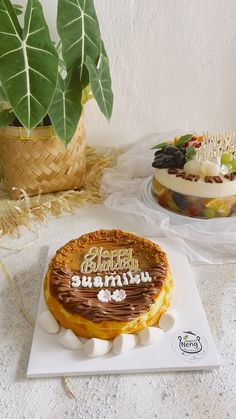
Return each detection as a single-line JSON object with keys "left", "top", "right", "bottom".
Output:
{"left": 0, "top": 0, "right": 58, "bottom": 131}
{"left": 100, "top": 39, "right": 108, "bottom": 60}
{"left": 86, "top": 55, "right": 113, "bottom": 120}
{"left": 49, "top": 71, "right": 82, "bottom": 146}
{"left": 57, "top": 0, "right": 101, "bottom": 86}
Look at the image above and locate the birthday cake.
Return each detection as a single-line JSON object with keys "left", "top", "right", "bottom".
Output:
{"left": 152, "top": 133, "right": 236, "bottom": 218}
{"left": 44, "top": 229, "right": 173, "bottom": 340}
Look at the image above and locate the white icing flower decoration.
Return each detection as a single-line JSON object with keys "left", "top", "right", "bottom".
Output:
{"left": 111, "top": 289, "right": 127, "bottom": 302}
{"left": 220, "top": 164, "right": 229, "bottom": 175}
{"left": 97, "top": 289, "right": 111, "bottom": 302}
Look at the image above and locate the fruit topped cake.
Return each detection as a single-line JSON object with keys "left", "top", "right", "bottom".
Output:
{"left": 44, "top": 230, "right": 173, "bottom": 339}
{"left": 152, "top": 132, "right": 236, "bottom": 218}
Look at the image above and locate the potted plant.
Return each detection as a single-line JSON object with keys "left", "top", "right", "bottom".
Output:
{"left": 0, "top": 0, "right": 113, "bottom": 199}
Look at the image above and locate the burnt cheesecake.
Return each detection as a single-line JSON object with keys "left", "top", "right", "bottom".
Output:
{"left": 44, "top": 229, "right": 173, "bottom": 339}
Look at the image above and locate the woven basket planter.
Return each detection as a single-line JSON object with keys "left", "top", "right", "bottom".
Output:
{"left": 0, "top": 116, "right": 86, "bottom": 200}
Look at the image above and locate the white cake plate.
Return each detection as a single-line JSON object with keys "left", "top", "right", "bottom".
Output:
{"left": 27, "top": 237, "right": 220, "bottom": 377}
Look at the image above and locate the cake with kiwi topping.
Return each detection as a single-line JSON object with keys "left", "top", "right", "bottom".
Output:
{"left": 151, "top": 133, "right": 236, "bottom": 218}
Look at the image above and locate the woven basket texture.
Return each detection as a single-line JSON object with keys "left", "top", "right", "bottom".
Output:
{"left": 0, "top": 117, "right": 86, "bottom": 199}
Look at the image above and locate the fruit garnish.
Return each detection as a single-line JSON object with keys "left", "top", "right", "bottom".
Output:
{"left": 188, "top": 204, "right": 201, "bottom": 217}
{"left": 153, "top": 180, "right": 165, "bottom": 196}
{"left": 217, "top": 205, "right": 231, "bottom": 217}
{"left": 204, "top": 208, "right": 216, "bottom": 218}
{"left": 172, "top": 192, "right": 189, "bottom": 210}
{"left": 184, "top": 160, "right": 201, "bottom": 175}
{"left": 164, "top": 145, "right": 179, "bottom": 155}
{"left": 152, "top": 156, "right": 176, "bottom": 169}
{"left": 186, "top": 135, "right": 203, "bottom": 149}
{"left": 151, "top": 142, "right": 171, "bottom": 150}
{"left": 152, "top": 142, "right": 187, "bottom": 170}
{"left": 221, "top": 153, "right": 233, "bottom": 164}
{"left": 158, "top": 195, "right": 169, "bottom": 207}
{"left": 231, "top": 159, "right": 236, "bottom": 170}
{"left": 185, "top": 146, "right": 197, "bottom": 161}
{"left": 167, "top": 200, "right": 179, "bottom": 212}
{"left": 205, "top": 198, "right": 236, "bottom": 217}
{"left": 200, "top": 161, "right": 220, "bottom": 177}
{"left": 174, "top": 134, "right": 193, "bottom": 147}
{"left": 187, "top": 140, "right": 201, "bottom": 148}
{"left": 184, "top": 159, "right": 220, "bottom": 177}
{"left": 226, "top": 163, "right": 233, "bottom": 172}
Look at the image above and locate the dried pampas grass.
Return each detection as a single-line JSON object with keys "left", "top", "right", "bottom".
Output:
{"left": 0, "top": 146, "right": 113, "bottom": 238}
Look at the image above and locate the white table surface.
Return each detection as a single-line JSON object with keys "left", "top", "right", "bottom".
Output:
{"left": 0, "top": 205, "right": 235, "bottom": 419}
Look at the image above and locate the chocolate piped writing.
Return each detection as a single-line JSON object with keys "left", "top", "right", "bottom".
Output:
{"left": 50, "top": 266, "right": 167, "bottom": 322}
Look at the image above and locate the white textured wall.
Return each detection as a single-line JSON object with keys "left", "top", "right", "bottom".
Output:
{"left": 19, "top": 0, "right": 236, "bottom": 147}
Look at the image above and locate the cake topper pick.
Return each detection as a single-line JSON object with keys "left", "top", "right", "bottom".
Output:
{"left": 195, "top": 131, "right": 236, "bottom": 163}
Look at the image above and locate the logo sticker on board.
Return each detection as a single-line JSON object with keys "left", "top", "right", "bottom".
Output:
{"left": 172, "top": 329, "right": 208, "bottom": 362}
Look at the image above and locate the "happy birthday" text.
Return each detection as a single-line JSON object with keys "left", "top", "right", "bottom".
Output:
{"left": 80, "top": 246, "right": 139, "bottom": 274}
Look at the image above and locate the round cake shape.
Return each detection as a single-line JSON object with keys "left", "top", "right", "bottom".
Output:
{"left": 44, "top": 229, "right": 173, "bottom": 339}
{"left": 151, "top": 133, "right": 236, "bottom": 218}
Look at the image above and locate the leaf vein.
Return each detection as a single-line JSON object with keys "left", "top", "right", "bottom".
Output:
{"left": 29, "top": 67, "right": 52, "bottom": 84}
{"left": 0, "top": 46, "right": 22, "bottom": 61}
{"left": 68, "top": 36, "right": 83, "bottom": 51}
{"left": 6, "top": 69, "right": 25, "bottom": 82}
{"left": 62, "top": 16, "right": 82, "bottom": 29}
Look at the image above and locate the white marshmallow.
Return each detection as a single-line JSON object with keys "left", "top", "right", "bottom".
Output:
{"left": 112, "top": 334, "right": 139, "bottom": 355}
{"left": 158, "top": 309, "right": 178, "bottom": 331}
{"left": 38, "top": 310, "right": 60, "bottom": 334}
{"left": 79, "top": 337, "right": 88, "bottom": 344}
{"left": 59, "top": 329, "right": 83, "bottom": 350}
{"left": 138, "top": 327, "right": 164, "bottom": 346}
{"left": 83, "top": 338, "right": 112, "bottom": 358}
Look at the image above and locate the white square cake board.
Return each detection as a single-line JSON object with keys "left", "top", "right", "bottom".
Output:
{"left": 27, "top": 238, "right": 220, "bottom": 377}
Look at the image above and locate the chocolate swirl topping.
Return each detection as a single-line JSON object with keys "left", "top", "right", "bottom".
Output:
{"left": 50, "top": 265, "right": 167, "bottom": 322}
